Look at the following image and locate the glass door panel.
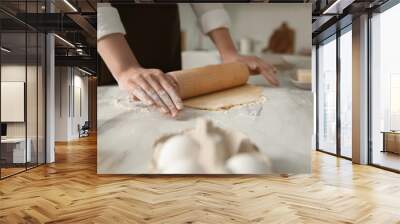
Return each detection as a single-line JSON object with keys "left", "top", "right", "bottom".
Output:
{"left": 371, "top": 3, "right": 400, "bottom": 171}
{"left": 27, "top": 31, "right": 38, "bottom": 169}
{"left": 318, "top": 37, "right": 337, "bottom": 154}
{"left": 38, "top": 32, "right": 45, "bottom": 165}
{"left": 1, "top": 31, "right": 28, "bottom": 177}
{"left": 0, "top": 0, "right": 46, "bottom": 179}
{"left": 339, "top": 29, "right": 352, "bottom": 158}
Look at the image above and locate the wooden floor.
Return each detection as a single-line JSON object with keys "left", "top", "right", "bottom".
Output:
{"left": 1, "top": 163, "right": 45, "bottom": 178}
{"left": 1, "top": 135, "right": 400, "bottom": 224}
{"left": 1, "top": 167, "right": 26, "bottom": 178}
{"left": 373, "top": 151, "right": 400, "bottom": 171}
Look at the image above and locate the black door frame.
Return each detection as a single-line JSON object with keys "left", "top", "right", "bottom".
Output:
{"left": 315, "top": 23, "right": 352, "bottom": 161}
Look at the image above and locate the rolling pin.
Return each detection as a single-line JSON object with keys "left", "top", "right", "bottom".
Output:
{"left": 169, "top": 62, "right": 250, "bottom": 100}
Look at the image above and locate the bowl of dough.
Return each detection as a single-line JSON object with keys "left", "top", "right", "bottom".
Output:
{"left": 150, "top": 119, "right": 272, "bottom": 174}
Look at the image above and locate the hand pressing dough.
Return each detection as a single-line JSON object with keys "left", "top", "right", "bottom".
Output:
{"left": 183, "top": 84, "right": 264, "bottom": 111}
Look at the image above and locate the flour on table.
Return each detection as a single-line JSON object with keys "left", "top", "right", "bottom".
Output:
{"left": 114, "top": 96, "right": 153, "bottom": 113}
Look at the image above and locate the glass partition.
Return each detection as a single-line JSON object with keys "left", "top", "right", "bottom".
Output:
{"left": 370, "top": 3, "right": 400, "bottom": 171}
{"left": 38, "top": 32, "right": 45, "bottom": 165}
{"left": 339, "top": 28, "right": 352, "bottom": 158}
{"left": 27, "top": 31, "right": 38, "bottom": 169}
{"left": 317, "top": 36, "right": 337, "bottom": 154}
{"left": 0, "top": 1, "right": 46, "bottom": 179}
{"left": 1, "top": 31, "right": 28, "bottom": 177}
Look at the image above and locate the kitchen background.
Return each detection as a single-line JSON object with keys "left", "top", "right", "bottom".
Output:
{"left": 179, "top": 3, "right": 311, "bottom": 66}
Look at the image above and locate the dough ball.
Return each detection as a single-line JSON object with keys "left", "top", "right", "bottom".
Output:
{"left": 226, "top": 153, "right": 271, "bottom": 174}
{"left": 158, "top": 135, "right": 199, "bottom": 171}
{"left": 162, "top": 160, "right": 204, "bottom": 174}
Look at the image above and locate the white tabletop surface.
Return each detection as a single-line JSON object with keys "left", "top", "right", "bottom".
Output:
{"left": 1, "top": 138, "right": 27, "bottom": 144}
{"left": 97, "top": 72, "right": 313, "bottom": 174}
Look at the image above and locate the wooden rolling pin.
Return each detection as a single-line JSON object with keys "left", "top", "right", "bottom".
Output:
{"left": 169, "top": 63, "right": 250, "bottom": 100}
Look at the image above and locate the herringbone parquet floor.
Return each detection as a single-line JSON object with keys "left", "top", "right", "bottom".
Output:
{"left": 1, "top": 134, "right": 400, "bottom": 224}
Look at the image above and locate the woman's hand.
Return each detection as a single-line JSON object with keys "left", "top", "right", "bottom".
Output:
{"left": 206, "top": 28, "right": 278, "bottom": 86}
{"left": 222, "top": 54, "right": 279, "bottom": 86}
{"left": 97, "top": 34, "right": 182, "bottom": 117}
{"left": 117, "top": 67, "right": 183, "bottom": 117}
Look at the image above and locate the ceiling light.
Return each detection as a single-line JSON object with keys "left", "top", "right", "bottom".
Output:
{"left": 1, "top": 47, "right": 11, "bottom": 53}
{"left": 63, "top": 0, "right": 78, "bottom": 12}
{"left": 323, "top": 0, "right": 354, "bottom": 15}
{"left": 77, "top": 67, "right": 93, "bottom": 76}
{"left": 54, "top": 34, "right": 75, "bottom": 48}
{"left": 76, "top": 48, "right": 86, "bottom": 55}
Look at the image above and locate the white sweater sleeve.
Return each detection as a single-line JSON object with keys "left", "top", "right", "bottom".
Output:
{"left": 191, "top": 3, "right": 231, "bottom": 34}
{"left": 97, "top": 3, "right": 126, "bottom": 40}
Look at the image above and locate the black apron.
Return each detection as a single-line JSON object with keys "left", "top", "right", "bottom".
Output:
{"left": 98, "top": 4, "right": 182, "bottom": 85}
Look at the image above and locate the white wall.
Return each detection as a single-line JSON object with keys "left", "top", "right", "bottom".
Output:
{"left": 179, "top": 3, "right": 311, "bottom": 54}
{"left": 1, "top": 66, "right": 26, "bottom": 129}
{"left": 1, "top": 82, "right": 25, "bottom": 122}
{"left": 54, "top": 67, "right": 89, "bottom": 141}
{"left": 55, "top": 67, "right": 68, "bottom": 141}
{"left": 72, "top": 73, "right": 89, "bottom": 138}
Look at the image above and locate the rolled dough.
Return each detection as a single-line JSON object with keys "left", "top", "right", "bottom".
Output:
{"left": 183, "top": 84, "right": 264, "bottom": 110}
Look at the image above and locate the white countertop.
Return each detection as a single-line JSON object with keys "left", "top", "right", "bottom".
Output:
{"left": 1, "top": 138, "right": 29, "bottom": 144}
{"left": 97, "top": 72, "right": 313, "bottom": 174}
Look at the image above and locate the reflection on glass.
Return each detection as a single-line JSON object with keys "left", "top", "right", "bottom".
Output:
{"left": 0, "top": 1, "right": 47, "bottom": 179}
{"left": 371, "top": 3, "right": 400, "bottom": 171}
{"left": 1, "top": 31, "right": 27, "bottom": 177}
{"left": 318, "top": 37, "right": 337, "bottom": 154}
{"left": 340, "top": 29, "right": 352, "bottom": 158}
{"left": 390, "top": 75, "right": 400, "bottom": 130}
{"left": 27, "top": 31, "right": 38, "bottom": 169}
{"left": 38, "top": 33, "right": 46, "bottom": 165}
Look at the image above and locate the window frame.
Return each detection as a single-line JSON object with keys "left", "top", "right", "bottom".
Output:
{"left": 315, "top": 23, "right": 353, "bottom": 160}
